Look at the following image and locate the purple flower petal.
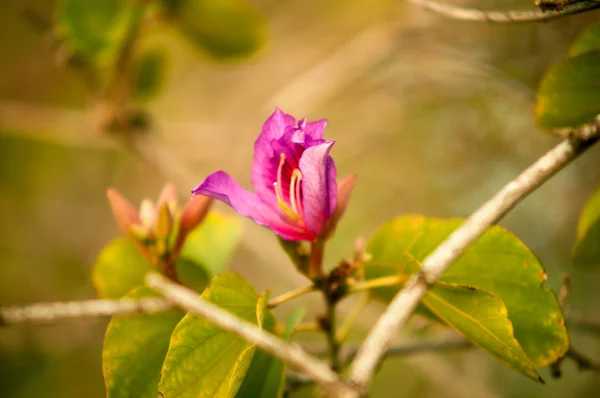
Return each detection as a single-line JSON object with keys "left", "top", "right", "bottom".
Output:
{"left": 252, "top": 109, "right": 297, "bottom": 207}
{"left": 304, "top": 119, "right": 328, "bottom": 140}
{"left": 192, "top": 171, "right": 309, "bottom": 241}
{"left": 298, "top": 141, "right": 337, "bottom": 236}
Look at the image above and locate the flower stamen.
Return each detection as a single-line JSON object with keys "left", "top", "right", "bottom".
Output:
{"left": 290, "top": 169, "right": 303, "bottom": 216}
{"left": 274, "top": 153, "right": 300, "bottom": 222}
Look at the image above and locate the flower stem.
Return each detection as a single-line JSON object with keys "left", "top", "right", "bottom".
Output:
{"left": 267, "top": 285, "right": 316, "bottom": 309}
{"left": 308, "top": 239, "right": 325, "bottom": 279}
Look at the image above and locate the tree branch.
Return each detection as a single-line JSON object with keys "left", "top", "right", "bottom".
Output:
{"left": 144, "top": 272, "right": 353, "bottom": 394}
{"left": 0, "top": 297, "right": 177, "bottom": 326}
{"left": 408, "top": 0, "right": 600, "bottom": 23}
{"left": 346, "top": 120, "right": 600, "bottom": 395}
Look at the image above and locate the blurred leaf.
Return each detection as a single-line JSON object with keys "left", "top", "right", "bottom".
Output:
{"left": 92, "top": 237, "right": 151, "bottom": 298}
{"left": 284, "top": 308, "right": 307, "bottom": 338}
{"left": 103, "top": 287, "right": 183, "bottom": 398}
{"left": 57, "top": 0, "right": 140, "bottom": 59}
{"left": 573, "top": 186, "right": 600, "bottom": 269}
{"left": 423, "top": 282, "right": 540, "bottom": 381}
{"left": 180, "top": 211, "right": 243, "bottom": 276}
{"left": 535, "top": 51, "right": 600, "bottom": 130}
{"left": 365, "top": 216, "right": 569, "bottom": 369}
{"left": 158, "top": 272, "right": 263, "bottom": 398}
{"left": 133, "top": 48, "right": 167, "bottom": 101}
{"left": 175, "top": 257, "right": 210, "bottom": 292}
{"left": 569, "top": 23, "right": 600, "bottom": 57}
{"left": 164, "top": 0, "right": 265, "bottom": 59}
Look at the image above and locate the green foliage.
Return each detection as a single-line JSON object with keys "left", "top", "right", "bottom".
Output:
{"left": 573, "top": 186, "right": 600, "bottom": 269}
{"left": 158, "top": 272, "right": 265, "bottom": 397}
{"left": 162, "top": 0, "right": 265, "bottom": 59}
{"left": 103, "top": 287, "right": 184, "bottom": 398}
{"left": 180, "top": 212, "right": 243, "bottom": 277}
{"left": 535, "top": 51, "right": 600, "bottom": 130}
{"left": 364, "top": 216, "right": 569, "bottom": 378}
{"left": 535, "top": 23, "right": 600, "bottom": 130}
{"left": 92, "top": 238, "right": 151, "bottom": 299}
{"left": 424, "top": 282, "right": 539, "bottom": 381}
{"left": 56, "top": 0, "right": 141, "bottom": 59}
{"left": 133, "top": 48, "right": 167, "bottom": 101}
{"left": 175, "top": 257, "right": 211, "bottom": 292}
{"left": 569, "top": 22, "right": 600, "bottom": 57}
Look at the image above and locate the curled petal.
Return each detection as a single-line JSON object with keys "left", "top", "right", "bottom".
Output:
{"left": 298, "top": 141, "right": 337, "bottom": 236}
{"left": 254, "top": 108, "right": 296, "bottom": 158}
{"left": 192, "top": 171, "right": 310, "bottom": 241}
{"left": 304, "top": 119, "right": 328, "bottom": 141}
{"left": 106, "top": 188, "right": 140, "bottom": 235}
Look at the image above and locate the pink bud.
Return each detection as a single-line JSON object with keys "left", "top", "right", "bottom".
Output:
{"left": 106, "top": 188, "right": 141, "bottom": 235}
{"left": 173, "top": 195, "right": 213, "bottom": 256}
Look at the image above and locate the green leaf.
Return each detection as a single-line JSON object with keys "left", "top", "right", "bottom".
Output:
{"left": 535, "top": 51, "right": 600, "bottom": 130}
{"left": 158, "top": 272, "right": 263, "bottom": 398}
{"left": 569, "top": 23, "right": 600, "bottom": 57}
{"left": 424, "top": 282, "right": 540, "bottom": 381}
{"left": 56, "top": 0, "right": 140, "bottom": 59}
{"left": 573, "top": 186, "right": 600, "bottom": 269}
{"left": 164, "top": 0, "right": 265, "bottom": 59}
{"left": 103, "top": 287, "right": 184, "bottom": 398}
{"left": 284, "top": 308, "right": 307, "bottom": 339}
{"left": 175, "top": 257, "right": 210, "bottom": 293}
{"left": 133, "top": 48, "right": 167, "bottom": 101}
{"left": 92, "top": 237, "right": 151, "bottom": 299}
{"left": 180, "top": 211, "right": 243, "bottom": 277}
{"left": 365, "top": 216, "right": 568, "bottom": 370}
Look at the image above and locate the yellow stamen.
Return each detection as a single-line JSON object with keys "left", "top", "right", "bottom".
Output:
{"left": 274, "top": 182, "right": 299, "bottom": 221}
{"left": 290, "top": 169, "right": 302, "bottom": 215}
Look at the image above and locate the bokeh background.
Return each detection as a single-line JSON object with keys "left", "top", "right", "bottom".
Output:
{"left": 1, "top": 0, "right": 600, "bottom": 397}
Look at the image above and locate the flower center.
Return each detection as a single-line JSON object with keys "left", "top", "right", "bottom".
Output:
{"left": 273, "top": 153, "right": 304, "bottom": 223}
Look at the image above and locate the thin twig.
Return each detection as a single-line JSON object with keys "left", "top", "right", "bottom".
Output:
{"left": 347, "top": 123, "right": 600, "bottom": 394}
{"left": 0, "top": 297, "right": 177, "bottom": 326}
{"left": 408, "top": 0, "right": 600, "bottom": 23}
{"left": 267, "top": 285, "right": 317, "bottom": 309}
{"left": 144, "top": 272, "right": 353, "bottom": 394}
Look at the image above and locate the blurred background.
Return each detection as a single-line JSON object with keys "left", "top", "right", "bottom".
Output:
{"left": 1, "top": 0, "right": 600, "bottom": 397}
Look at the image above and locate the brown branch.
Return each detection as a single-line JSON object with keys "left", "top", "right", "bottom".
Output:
{"left": 409, "top": 0, "right": 600, "bottom": 23}
{"left": 346, "top": 120, "right": 600, "bottom": 395}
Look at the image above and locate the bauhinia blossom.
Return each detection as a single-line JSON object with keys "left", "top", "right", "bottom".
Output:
{"left": 192, "top": 108, "right": 354, "bottom": 241}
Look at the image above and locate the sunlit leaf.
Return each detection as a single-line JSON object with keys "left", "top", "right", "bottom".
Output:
{"left": 424, "top": 282, "right": 540, "bottom": 381}
{"left": 133, "top": 48, "right": 167, "bottom": 101}
{"left": 535, "top": 51, "right": 600, "bottom": 130}
{"left": 573, "top": 186, "right": 600, "bottom": 269}
{"left": 162, "top": 0, "right": 265, "bottom": 59}
{"left": 365, "top": 216, "right": 568, "bottom": 371}
{"left": 569, "top": 22, "right": 600, "bottom": 57}
{"left": 158, "top": 272, "right": 263, "bottom": 398}
{"left": 180, "top": 211, "right": 243, "bottom": 276}
{"left": 103, "top": 287, "right": 183, "bottom": 398}
{"left": 57, "top": 0, "right": 141, "bottom": 59}
{"left": 92, "top": 237, "right": 151, "bottom": 299}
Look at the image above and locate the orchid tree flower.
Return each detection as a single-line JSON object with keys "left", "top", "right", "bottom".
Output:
{"left": 192, "top": 108, "right": 355, "bottom": 244}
